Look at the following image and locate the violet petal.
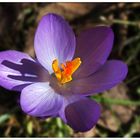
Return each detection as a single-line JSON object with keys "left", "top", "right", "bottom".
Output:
{"left": 64, "top": 98, "right": 101, "bottom": 132}
{"left": 0, "top": 50, "right": 49, "bottom": 91}
{"left": 20, "top": 82, "right": 63, "bottom": 117}
{"left": 59, "top": 95, "right": 83, "bottom": 123}
{"left": 74, "top": 26, "right": 114, "bottom": 79}
{"left": 66, "top": 60, "right": 128, "bottom": 96}
{"left": 34, "top": 13, "right": 76, "bottom": 73}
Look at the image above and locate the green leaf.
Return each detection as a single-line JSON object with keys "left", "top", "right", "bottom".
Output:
{"left": 0, "top": 114, "right": 10, "bottom": 125}
{"left": 27, "top": 121, "right": 33, "bottom": 135}
{"left": 92, "top": 95, "right": 140, "bottom": 106}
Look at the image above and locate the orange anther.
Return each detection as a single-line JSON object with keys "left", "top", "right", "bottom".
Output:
{"left": 52, "top": 57, "right": 81, "bottom": 84}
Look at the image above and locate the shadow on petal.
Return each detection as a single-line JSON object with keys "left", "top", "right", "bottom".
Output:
{"left": 1, "top": 58, "right": 50, "bottom": 90}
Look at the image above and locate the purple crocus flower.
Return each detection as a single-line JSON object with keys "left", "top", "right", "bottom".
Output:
{"left": 0, "top": 13, "right": 128, "bottom": 132}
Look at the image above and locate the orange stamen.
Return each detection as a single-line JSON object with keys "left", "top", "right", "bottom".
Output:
{"left": 52, "top": 58, "right": 81, "bottom": 84}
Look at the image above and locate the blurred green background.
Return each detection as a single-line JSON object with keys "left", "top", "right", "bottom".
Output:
{"left": 0, "top": 3, "right": 140, "bottom": 137}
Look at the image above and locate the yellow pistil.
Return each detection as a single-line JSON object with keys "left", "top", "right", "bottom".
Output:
{"left": 52, "top": 58, "right": 81, "bottom": 84}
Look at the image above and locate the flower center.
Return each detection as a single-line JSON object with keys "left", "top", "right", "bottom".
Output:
{"left": 52, "top": 57, "right": 81, "bottom": 84}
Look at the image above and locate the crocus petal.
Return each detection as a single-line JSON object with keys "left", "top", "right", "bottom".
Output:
{"left": 60, "top": 97, "right": 101, "bottom": 132}
{"left": 74, "top": 26, "right": 114, "bottom": 79}
{"left": 66, "top": 60, "right": 128, "bottom": 96}
{"left": 0, "top": 50, "right": 49, "bottom": 91}
{"left": 59, "top": 95, "right": 83, "bottom": 123}
{"left": 20, "top": 82, "right": 63, "bottom": 117}
{"left": 34, "top": 13, "right": 76, "bottom": 73}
